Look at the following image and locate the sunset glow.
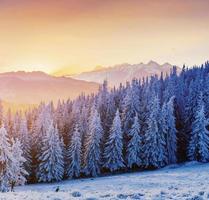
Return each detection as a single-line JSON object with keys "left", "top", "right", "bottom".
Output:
{"left": 0, "top": 0, "right": 209, "bottom": 75}
{"left": 0, "top": 1, "right": 209, "bottom": 196}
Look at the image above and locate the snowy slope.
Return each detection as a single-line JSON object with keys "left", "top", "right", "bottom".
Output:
{"left": 1, "top": 162, "right": 209, "bottom": 200}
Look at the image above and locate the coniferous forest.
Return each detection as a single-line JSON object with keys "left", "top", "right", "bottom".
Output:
{"left": 0, "top": 62, "right": 209, "bottom": 192}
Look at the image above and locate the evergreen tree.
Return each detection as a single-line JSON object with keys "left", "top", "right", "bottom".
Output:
{"left": 203, "top": 74, "right": 209, "bottom": 118}
{"left": 4, "top": 109, "right": 14, "bottom": 139}
{"left": 13, "top": 112, "right": 21, "bottom": 139}
{"left": 9, "top": 139, "right": 28, "bottom": 191}
{"left": 37, "top": 121, "right": 64, "bottom": 182}
{"left": 188, "top": 97, "right": 209, "bottom": 162}
{"left": 0, "top": 126, "right": 12, "bottom": 192}
{"left": 122, "top": 85, "right": 139, "bottom": 136}
{"left": 102, "top": 92, "right": 116, "bottom": 144}
{"left": 103, "top": 110, "right": 125, "bottom": 172}
{"left": 162, "top": 96, "right": 177, "bottom": 164}
{"left": 126, "top": 114, "right": 142, "bottom": 168}
{"left": 143, "top": 96, "right": 167, "bottom": 168}
{"left": 18, "top": 118, "right": 31, "bottom": 175}
{"left": 97, "top": 80, "right": 112, "bottom": 156}
{"left": 0, "top": 100, "right": 3, "bottom": 127}
{"left": 67, "top": 124, "right": 81, "bottom": 178}
{"left": 83, "top": 106, "right": 103, "bottom": 177}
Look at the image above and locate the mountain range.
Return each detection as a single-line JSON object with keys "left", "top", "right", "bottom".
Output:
{"left": 72, "top": 61, "right": 181, "bottom": 86}
{"left": 0, "top": 71, "right": 99, "bottom": 106}
{"left": 0, "top": 61, "right": 181, "bottom": 107}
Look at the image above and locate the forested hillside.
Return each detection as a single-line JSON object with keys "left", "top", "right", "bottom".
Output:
{"left": 0, "top": 62, "right": 209, "bottom": 192}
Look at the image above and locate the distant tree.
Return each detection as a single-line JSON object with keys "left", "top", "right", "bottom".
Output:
{"left": 13, "top": 112, "right": 21, "bottom": 139}
{"left": 97, "top": 80, "right": 109, "bottom": 132}
{"left": 4, "top": 109, "right": 14, "bottom": 139}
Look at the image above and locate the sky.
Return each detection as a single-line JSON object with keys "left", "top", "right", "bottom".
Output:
{"left": 0, "top": 0, "right": 209, "bottom": 75}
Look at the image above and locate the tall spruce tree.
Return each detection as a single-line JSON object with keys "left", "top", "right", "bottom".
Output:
{"left": 37, "top": 121, "right": 64, "bottom": 182}
{"left": 9, "top": 139, "right": 28, "bottom": 191}
{"left": 143, "top": 96, "right": 167, "bottom": 168}
{"left": 67, "top": 124, "right": 81, "bottom": 178}
{"left": 126, "top": 114, "right": 142, "bottom": 168}
{"left": 83, "top": 105, "right": 103, "bottom": 177}
{"left": 18, "top": 118, "right": 31, "bottom": 176}
{"left": 103, "top": 109, "right": 125, "bottom": 172}
{"left": 0, "top": 100, "right": 3, "bottom": 127}
{"left": 122, "top": 85, "right": 139, "bottom": 136}
{"left": 162, "top": 96, "right": 177, "bottom": 164}
{"left": 0, "top": 126, "right": 13, "bottom": 192}
{"left": 188, "top": 94, "right": 209, "bottom": 162}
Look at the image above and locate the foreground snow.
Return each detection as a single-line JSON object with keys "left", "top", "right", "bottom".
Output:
{"left": 1, "top": 162, "right": 209, "bottom": 200}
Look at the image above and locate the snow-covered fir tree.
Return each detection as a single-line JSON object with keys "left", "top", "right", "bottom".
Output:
{"left": 143, "top": 96, "right": 167, "bottom": 168}
{"left": 4, "top": 109, "right": 14, "bottom": 139}
{"left": 83, "top": 105, "right": 103, "bottom": 177}
{"left": 103, "top": 109, "right": 125, "bottom": 172}
{"left": 18, "top": 118, "right": 31, "bottom": 175}
{"left": 203, "top": 74, "right": 209, "bottom": 118}
{"left": 13, "top": 112, "right": 21, "bottom": 139}
{"left": 9, "top": 139, "right": 28, "bottom": 191}
{"left": 188, "top": 94, "right": 209, "bottom": 162}
{"left": 97, "top": 80, "right": 109, "bottom": 132}
{"left": 0, "top": 126, "right": 13, "bottom": 192}
{"left": 162, "top": 96, "right": 177, "bottom": 164}
{"left": 102, "top": 92, "right": 116, "bottom": 145}
{"left": 122, "top": 84, "right": 140, "bottom": 136}
{"left": 0, "top": 100, "right": 3, "bottom": 127}
{"left": 37, "top": 121, "right": 64, "bottom": 182}
{"left": 67, "top": 124, "right": 81, "bottom": 178}
{"left": 126, "top": 114, "right": 142, "bottom": 168}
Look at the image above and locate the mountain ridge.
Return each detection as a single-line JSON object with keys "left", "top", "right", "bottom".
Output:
{"left": 72, "top": 61, "right": 181, "bottom": 86}
{"left": 0, "top": 71, "right": 99, "bottom": 106}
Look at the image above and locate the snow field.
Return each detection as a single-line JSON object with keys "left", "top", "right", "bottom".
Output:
{"left": 1, "top": 162, "right": 209, "bottom": 200}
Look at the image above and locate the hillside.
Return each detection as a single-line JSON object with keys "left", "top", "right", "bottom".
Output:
{"left": 73, "top": 61, "right": 181, "bottom": 86}
{"left": 1, "top": 162, "right": 209, "bottom": 200}
{"left": 0, "top": 71, "right": 99, "bottom": 105}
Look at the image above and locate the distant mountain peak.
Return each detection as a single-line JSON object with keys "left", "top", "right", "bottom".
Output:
{"left": 73, "top": 60, "right": 180, "bottom": 87}
{"left": 147, "top": 60, "right": 159, "bottom": 66}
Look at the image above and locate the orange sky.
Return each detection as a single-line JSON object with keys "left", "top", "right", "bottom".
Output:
{"left": 0, "top": 0, "right": 209, "bottom": 75}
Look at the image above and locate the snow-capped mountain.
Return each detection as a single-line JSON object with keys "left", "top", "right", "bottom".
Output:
{"left": 0, "top": 71, "right": 99, "bottom": 105}
{"left": 73, "top": 61, "right": 181, "bottom": 86}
